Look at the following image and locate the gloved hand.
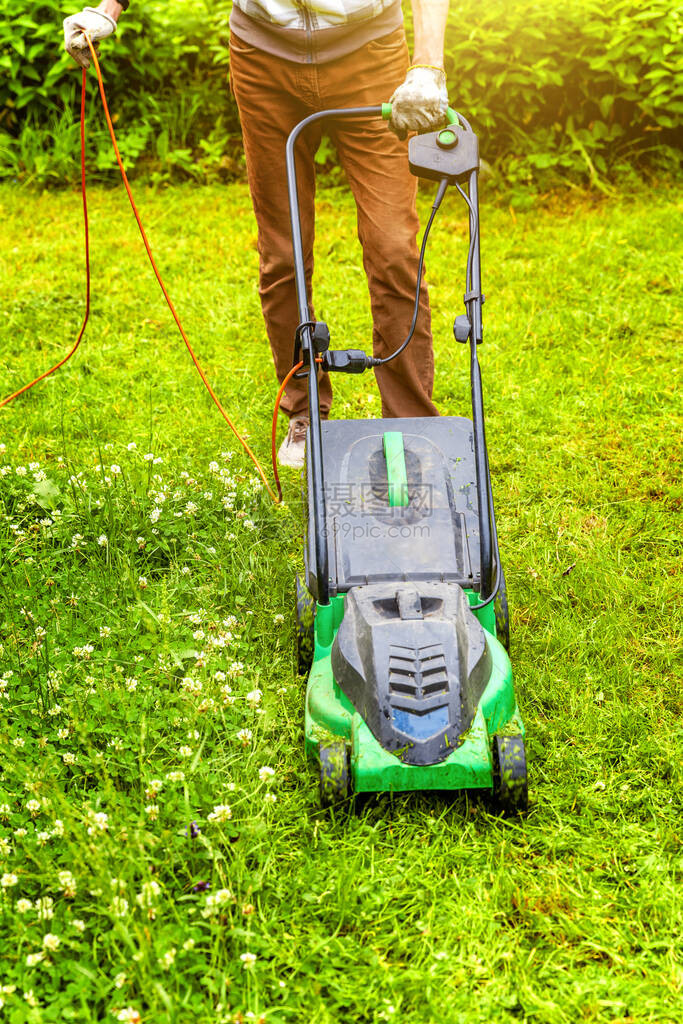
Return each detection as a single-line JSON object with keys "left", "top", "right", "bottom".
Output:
{"left": 389, "top": 65, "right": 448, "bottom": 140}
{"left": 63, "top": 7, "right": 117, "bottom": 69}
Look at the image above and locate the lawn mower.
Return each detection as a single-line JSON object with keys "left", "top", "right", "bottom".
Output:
{"left": 287, "top": 105, "right": 527, "bottom": 812}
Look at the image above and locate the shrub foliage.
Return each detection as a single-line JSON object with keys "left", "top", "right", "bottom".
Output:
{"left": 0, "top": 0, "right": 681, "bottom": 184}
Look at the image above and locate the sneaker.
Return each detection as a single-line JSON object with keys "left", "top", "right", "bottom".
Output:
{"left": 277, "top": 416, "right": 309, "bottom": 469}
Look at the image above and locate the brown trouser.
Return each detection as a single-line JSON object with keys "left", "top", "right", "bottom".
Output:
{"left": 229, "top": 26, "right": 438, "bottom": 420}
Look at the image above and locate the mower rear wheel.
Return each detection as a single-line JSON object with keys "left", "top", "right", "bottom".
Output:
{"left": 493, "top": 734, "right": 528, "bottom": 814}
{"left": 493, "top": 566, "right": 510, "bottom": 653}
{"left": 295, "top": 574, "right": 315, "bottom": 676}
{"left": 318, "top": 742, "right": 350, "bottom": 806}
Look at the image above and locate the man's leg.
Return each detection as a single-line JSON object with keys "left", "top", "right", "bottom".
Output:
{"left": 322, "top": 28, "right": 438, "bottom": 419}
{"left": 229, "top": 36, "right": 333, "bottom": 420}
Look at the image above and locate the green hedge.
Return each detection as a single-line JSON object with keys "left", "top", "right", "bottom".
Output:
{"left": 0, "top": 0, "right": 681, "bottom": 185}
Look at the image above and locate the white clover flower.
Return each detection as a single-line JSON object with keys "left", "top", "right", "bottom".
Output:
{"left": 264, "top": 793, "right": 277, "bottom": 805}
{"left": 26, "top": 799, "right": 41, "bottom": 817}
{"left": 228, "top": 661, "right": 244, "bottom": 679}
{"left": 273, "top": 614, "right": 285, "bottom": 625}
{"left": 15, "top": 466, "right": 27, "bottom": 477}
{"left": 58, "top": 871, "right": 76, "bottom": 898}
{"left": 137, "top": 536, "right": 146, "bottom": 549}
{"left": 180, "top": 677, "right": 202, "bottom": 695}
{"left": 243, "top": 519, "right": 256, "bottom": 531}
{"left": 110, "top": 465, "right": 121, "bottom": 476}
{"left": 240, "top": 952, "right": 257, "bottom": 968}
{"left": 207, "top": 804, "right": 232, "bottom": 824}
{"left": 149, "top": 507, "right": 161, "bottom": 524}
{"left": 1, "top": 873, "right": 18, "bottom": 887}
{"left": 114, "top": 972, "right": 127, "bottom": 989}
{"left": 165, "top": 770, "right": 185, "bottom": 783}
{"left": 86, "top": 811, "right": 108, "bottom": 835}
{"left": 42, "top": 933, "right": 60, "bottom": 952}
{"left": 145, "top": 780, "right": 163, "bottom": 799}
{"left": 182, "top": 937, "right": 195, "bottom": 951}
{"left": 24, "top": 991, "right": 38, "bottom": 1008}
{"left": 236, "top": 729, "right": 252, "bottom": 746}
{"left": 16, "top": 898, "right": 32, "bottom": 914}
{"left": 52, "top": 819, "right": 65, "bottom": 837}
{"left": 72, "top": 919, "right": 86, "bottom": 933}
{"left": 258, "top": 766, "right": 275, "bottom": 783}
{"left": 12, "top": 737, "right": 25, "bottom": 749}
{"left": 71, "top": 533, "right": 84, "bottom": 548}
{"left": 115, "top": 1009, "right": 141, "bottom": 1023}
{"left": 62, "top": 752, "right": 76, "bottom": 766}
{"left": 127, "top": 442, "right": 137, "bottom": 451}
{"left": 0, "top": 804, "right": 10, "bottom": 817}
{"left": 36, "top": 832, "right": 50, "bottom": 846}
{"left": 97, "top": 535, "right": 108, "bottom": 547}
{"left": 158, "top": 948, "right": 176, "bottom": 970}
{"left": 178, "top": 745, "right": 193, "bottom": 759}
{"left": 201, "top": 888, "right": 233, "bottom": 918}
{"left": 72, "top": 643, "right": 94, "bottom": 660}
{"left": 138, "top": 576, "right": 148, "bottom": 589}
{"left": 246, "top": 689, "right": 262, "bottom": 707}
{"left": 26, "top": 952, "right": 45, "bottom": 967}
{"left": 14, "top": 828, "right": 27, "bottom": 838}
{"left": 144, "top": 804, "right": 159, "bottom": 820}
{"left": 125, "top": 677, "right": 138, "bottom": 693}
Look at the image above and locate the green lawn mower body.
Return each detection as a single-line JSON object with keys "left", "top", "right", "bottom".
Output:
{"left": 285, "top": 107, "right": 527, "bottom": 810}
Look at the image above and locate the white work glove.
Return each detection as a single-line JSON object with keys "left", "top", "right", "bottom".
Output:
{"left": 389, "top": 66, "right": 449, "bottom": 140}
{"left": 63, "top": 7, "right": 117, "bottom": 69}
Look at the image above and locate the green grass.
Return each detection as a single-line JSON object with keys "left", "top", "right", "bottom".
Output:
{"left": 0, "top": 177, "right": 681, "bottom": 1024}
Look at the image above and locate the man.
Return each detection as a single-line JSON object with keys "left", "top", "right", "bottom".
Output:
{"left": 64, "top": 1, "right": 449, "bottom": 468}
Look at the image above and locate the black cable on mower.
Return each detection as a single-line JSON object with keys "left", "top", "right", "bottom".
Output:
{"left": 370, "top": 176, "right": 449, "bottom": 368}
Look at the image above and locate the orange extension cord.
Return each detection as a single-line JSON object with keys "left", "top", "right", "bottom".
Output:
{"left": 0, "top": 37, "right": 309, "bottom": 506}
{"left": 0, "top": 69, "right": 90, "bottom": 410}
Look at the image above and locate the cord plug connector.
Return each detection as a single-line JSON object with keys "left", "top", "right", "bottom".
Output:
{"left": 322, "top": 350, "right": 373, "bottom": 374}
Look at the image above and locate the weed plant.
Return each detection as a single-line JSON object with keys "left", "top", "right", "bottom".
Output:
{"left": 0, "top": 180, "right": 681, "bottom": 1022}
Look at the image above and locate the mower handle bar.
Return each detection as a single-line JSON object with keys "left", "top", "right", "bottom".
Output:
{"left": 285, "top": 105, "right": 496, "bottom": 608}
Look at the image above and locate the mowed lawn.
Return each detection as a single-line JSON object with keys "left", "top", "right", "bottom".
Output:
{"left": 0, "top": 177, "right": 681, "bottom": 1024}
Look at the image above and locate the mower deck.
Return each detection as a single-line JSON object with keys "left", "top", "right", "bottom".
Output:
{"left": 305, "top": 416, "right": 484, "bottom": 598}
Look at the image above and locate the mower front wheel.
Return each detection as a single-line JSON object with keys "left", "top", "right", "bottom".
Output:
{"left": 318, "top": 742, "right": 350, "bottom": 807}
{"left": 492, "top": 734, "right": 528, "bottom": 815}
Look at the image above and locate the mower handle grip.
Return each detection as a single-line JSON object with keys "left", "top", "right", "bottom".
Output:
{"left": 381, "top": 103, "right": 459, "bottom": 127}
